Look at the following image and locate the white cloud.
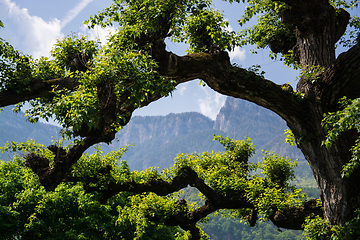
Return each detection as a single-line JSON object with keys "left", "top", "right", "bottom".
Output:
{"left": 222, "top": 20, "right": 246, "bottom": 63}
{"left": 224, "top": 19, "right": 234, "bottom": 32}
{"left": 228, "top": 46, "right": 246, "bottom": 62}
{"left": 177, "top": 83, "right": 188, "bottom": 96}
{"left": 61, "top": 0, "right": 94, "bottom": 29}
{"left": 81, "top": 24, "right": 116, "bottom": 44}
{"left": 1, "top": 0, "right": 95, "bottom": 59}
{"left": 2, "top": 0, "right": 62, "bottom": 58}
{"left": 197, "top": 87, "right": 226, "bottom": 120}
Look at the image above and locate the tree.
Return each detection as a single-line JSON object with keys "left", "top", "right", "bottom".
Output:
{"left": 1, "top": 0, "right": 360, "bottom": 239}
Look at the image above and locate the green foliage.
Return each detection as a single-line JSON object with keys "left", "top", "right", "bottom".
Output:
{"left": 237, "top": 0, "right": 289, "bottom": 46}
{"left": 24, "top": 33, "right": 175, "bottom": 137}
{"left": 51, "top": 34, "right": 100, "bottom": 72}
{"left": 70, "top": 145, "right": 130, "bottom": 186}
{"left": 117, "top": 193, "right": 190, "bottom": 239}
{"left": 233, "top": 0, "right": 299, "bottom": 66}
{"left": 297, "top": 65, "right": 326, "bottom": 84}
{"left": 228, "top": 0, "right": 360, "bottom": 68}
{"left": 260, "top": 151, "right": 297, "bottom": 187}
{"left": 85, "top": 0, "right": 239, "bottom": 53}
{"left": 303, "top": 215, "right": 332, "bottom": 240}
{"left": 334, "top": 208, "right": 360, "bottom": 239}
{"left": 0, "top": 38, "right": 33, "bottom": 92}
{"left": 284, "top": 129, "right": 296, "bottom": 146}
{"left": 0, "top": 150, "right": 180, "bottom": 239}
{"left": 303, "top": 208, "right": 360, "bottom": 240}
{"left": 246, "top": 64, "right": 265, "bottom": 79}
{"left": 0, "top": 135, "right": 308, "bottom": 239}
{"left": 173, "top": 136, "right": 255, "bottom": 196}
{"left": 323, "top": 97, "right": 360, "bottom": 177}
{"left": 245, "top": 152, "right": 305, "bottom": 220}
{"left": 330, "top": 0, "right": 360, "bottom": 48}
{"left": 178, "top": 7, "right": 239, "bottom": 52}
{"left": 3, "top": 0, "right": 343, "bottom": 237}
{"left": 2, "top": 0, "right": 359, "bottom": 139}
{"left": 0, "top": 139, "right": 52, "bottom": 159}
{"left": 172, "top": 136, "right": 305, "bottom": 222}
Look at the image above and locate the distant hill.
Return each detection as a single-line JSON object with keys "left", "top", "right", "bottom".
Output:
{"left": 99, "top": 97, "right": 304, "bottom": 171}
{"left": 214, "top": 97, "right": 287, "bottom": 148}
{"left": 214, "top": 97, "right": 304, "bottom": 162}
{"left": 105, "top": 112, "right": 226, "bottom": 170}
{"left": 1, "top": 98, "right": 306, "bottom": 170}
{"left": 0, "top": 106, "right": 60, "bottom": 159}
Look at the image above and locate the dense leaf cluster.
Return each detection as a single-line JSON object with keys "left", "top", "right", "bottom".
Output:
{"left": 0, "top": 136, "right": 308, "bottom": 239}
{"left": 85, "top": 0, "right": 239, "bottom": 53}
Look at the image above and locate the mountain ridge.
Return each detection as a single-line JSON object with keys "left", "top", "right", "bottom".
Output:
{"left": 1, "top": 97, "right": 305, "bottom": 171}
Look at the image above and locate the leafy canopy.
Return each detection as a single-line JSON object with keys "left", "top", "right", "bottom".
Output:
{"left": 12, "top": 33, "right": 175, "bottom": 138}
{"left": 0, "top": 136, "right": 306, "bottom": 239}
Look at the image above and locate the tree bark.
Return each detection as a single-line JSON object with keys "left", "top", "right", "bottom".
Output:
{"left": 0, "top": 77, "right": 80, "bottom": 108}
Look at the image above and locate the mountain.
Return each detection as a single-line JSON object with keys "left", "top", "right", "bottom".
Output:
{"left": 214, "top": 97, "right": 287, "bottom": 148}
{"left": 105, "top": 112, "right": 226, "bottom": 170}
{"left": 0, "top": 106, "right": 60, "bottom": 158}
{"left": 214, "top": 97, "right": 304, "bottom": 159}
{"left": 1, "top": 98, "right": 306, "bottom": 171}
{"left": 115, "top": 112, "right": 215, "bottom": 146}
{"left": 102, "top": 97, "right": 305, "bottom": 170}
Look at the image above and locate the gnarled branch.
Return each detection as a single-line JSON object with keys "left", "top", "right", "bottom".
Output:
{"left": 0, "top": 77, "right": 79, "bottom": 108}
{"left": 68, "top": 164, "right": 322, "bottom": 239}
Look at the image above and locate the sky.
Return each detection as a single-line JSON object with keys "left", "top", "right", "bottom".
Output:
{"left": 0, "top": 0, "right": 300, "bottom": 121}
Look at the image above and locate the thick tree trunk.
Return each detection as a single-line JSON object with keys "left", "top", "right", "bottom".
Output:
{"left": 287, "top": 101, "right": 360, "bottom": 226}
{"left": 277, "top": 0, "right": 360, "bottom": 227}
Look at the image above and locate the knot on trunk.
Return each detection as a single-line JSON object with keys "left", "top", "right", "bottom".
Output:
{"left": 68, "top": 52, "right": 90, "bottom": 73}
{"left": 268, "top": 31, "right": 297, "bottom": 55}
{"left": 25, "top": 153, "right": 50, "bottom": 175}
{"left": 48, "top": 145, "right": 67, "bottom": 165}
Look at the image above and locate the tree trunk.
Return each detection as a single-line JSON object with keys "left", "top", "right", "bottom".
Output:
{"left": 278, "top": 0, "right": 360, "bottom": 227}
{"left": 287, "top": 100, "right": 360, "bottom": 226}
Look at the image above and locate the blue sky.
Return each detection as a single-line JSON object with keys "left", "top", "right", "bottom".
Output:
{"left": 0, "top": 0, "right": 299, "bottom": 120}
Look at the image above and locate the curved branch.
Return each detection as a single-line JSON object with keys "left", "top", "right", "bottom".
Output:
{"left": 270, "top": 199, "right": 323, "bottom": 230}
{"left": 156, "top": 49, "right": 308, "bottom": 125}
{"left": 25, "top": 133, "right": 115, "bottom": 191}
{"left": 0, "top": 41, "right": 307, "bottom": 134}
{"left": 72, "top": 165, "right": 322, "bottom": 239}
{"left": 94, "top": 167, "right": 199, "bottom": 203}
{"left": 0, "top": 77, "right": 80, "bottom": 108}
